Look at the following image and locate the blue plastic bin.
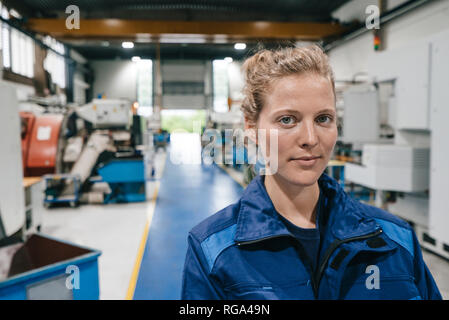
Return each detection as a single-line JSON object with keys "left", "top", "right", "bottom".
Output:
{"left": 0, "top": 234, "right": 101, "bottom": 300}
{"left": 97, "top": 159, "right": 146, "bottom": 203}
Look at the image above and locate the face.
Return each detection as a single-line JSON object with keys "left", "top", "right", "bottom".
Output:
{"left": 247, "top": 73, "right": 337, "bottom": 187}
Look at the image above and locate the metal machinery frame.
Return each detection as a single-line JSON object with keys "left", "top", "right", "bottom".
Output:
{"left": 21, "top": 99, "right": 149, "bottom": 207}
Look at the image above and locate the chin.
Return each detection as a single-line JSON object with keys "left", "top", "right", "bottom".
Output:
{"left": 277, "top": 166, "right": 322, "bottom": 187}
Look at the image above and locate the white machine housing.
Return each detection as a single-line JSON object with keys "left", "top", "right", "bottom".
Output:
{"left": 428, "top": 29, "right": 449, "bottom": 245}
{"left": 0, "top": 85, "right": 25, "bottom": 239}
{"left": 76, "top": 99, "right": 132, "bottom": 128}
{"left": 345, "top": 144, "right": 429, "bottom": 192}
{"left": 345, "top": 28, "right": 449, "bottom": 255}
{"left": 341, "top": 84, "right": 380, "bottom": 143}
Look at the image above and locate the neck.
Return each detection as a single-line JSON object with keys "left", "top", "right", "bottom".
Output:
{"left": 264, "top": 174, "right": 320, "bottom": 229}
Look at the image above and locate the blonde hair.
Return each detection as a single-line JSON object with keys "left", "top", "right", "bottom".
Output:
{"left": 241, "top": 44, "right": 335, "bottom": 123}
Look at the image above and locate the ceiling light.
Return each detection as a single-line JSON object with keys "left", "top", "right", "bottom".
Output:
{"left": 224, "top": 57, "right": 233, "bottom": 63}
{"left": 159, "top": 35, "right": 206, "bottom": 44}
{"left": 122, "top": 41, "right": 134, "bottom": 49}
{"left": 234, "top": 43, "right": 246, "bottom": 50}
{"left": 132, "top": 56, "right": 141, "bottom": 62}
{"left": 9, "top": 9, "right": 21, "bottom": 19}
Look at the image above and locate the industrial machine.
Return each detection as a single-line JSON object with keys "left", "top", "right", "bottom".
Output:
{"left": 20, "top": 99, "right": 149, "bottom": 207}
{"left": 346, "top": 144, "right": 430, "bottom": 193}
{"left": 20, "top": 112, "right": 65, "bottom": 177}
{"left": 0, "top": 86, "right": 102, "bottom": 299}
{"left": 342, "top": 29, "right": 449, "bottom": 259}
{"left": 0, "top": 85, "right": 26, "bottom": 242}
{"left": 153, "top": 129, "right": 170, "bottom": 150}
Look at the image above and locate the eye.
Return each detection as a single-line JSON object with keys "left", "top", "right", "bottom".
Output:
{"left": 316, "top": 114, "right": 333, "bottom": 124}
{"left": 279, "top": 116, "right": 295, "bottom": 125}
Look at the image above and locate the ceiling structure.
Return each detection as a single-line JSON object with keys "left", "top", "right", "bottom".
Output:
{"left": 4, "top": 0, "right": 352, "bottom": 21}
{"left": 2, "top": 0, "right": 356, "bottom": 60}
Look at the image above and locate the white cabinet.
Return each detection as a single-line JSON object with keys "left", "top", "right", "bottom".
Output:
{"left": 342, "top": 85, "right": 380, "bottom": 143}
{"left": 368, "top": 41, "right": 431, "bottom": 130}
{"left": 429, "top": 29, "right": 449, "bottom": 244}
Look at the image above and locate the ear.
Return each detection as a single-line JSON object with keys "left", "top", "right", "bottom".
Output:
{"left": 244, "top": 117, "right": 257, "bottom": 145}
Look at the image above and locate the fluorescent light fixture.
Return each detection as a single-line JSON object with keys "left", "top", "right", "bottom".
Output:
{"left": 136, "top": 33, "right": 153, "bottom": 43}
{"left": 159, "top": 35, "right": 206, "bottom": 44}
{"left": 234, "top": 43, "right": 246, "bottom": 50}
{"left": 122, "top": 41, "right": 134, "bottom": 49}
{"left": 224, "top": 57, "right": 233, "bottom": 63}
{"left": 132, "top": 56, "right": 141, "bottom": 62}
{"left": 295, "top": 41, "right": 314, "bottom": 48}
{"left": 9, "top": 9, "right": 21, "bottom": 19}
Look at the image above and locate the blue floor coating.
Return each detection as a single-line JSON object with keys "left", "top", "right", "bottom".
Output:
{"left": 133, "top": 157, "right": 244, "bottom": 299}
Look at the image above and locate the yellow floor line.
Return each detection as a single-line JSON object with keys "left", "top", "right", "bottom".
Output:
{"left": 125, "top": 151, "right": 167, "bottom": 300}
{"left": 125, "top": 183, "right": 160, "bottom": 300}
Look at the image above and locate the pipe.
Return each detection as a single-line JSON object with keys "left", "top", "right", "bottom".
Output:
{"left": 69, "top": 132, "right": 111, "bottom": 185}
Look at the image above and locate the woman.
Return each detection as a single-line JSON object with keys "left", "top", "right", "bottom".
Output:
{"left": 181, "top": 45, "right": 441, "bottom": 300}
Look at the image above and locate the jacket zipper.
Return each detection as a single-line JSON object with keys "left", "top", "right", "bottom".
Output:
{"left": 312, "top": 228, "right": 383, "bottom": 297}
{"left": 236, "top": 234, "right": 292, "bottom": 246}
{"left": 236, "top": 228, "right": 383, "bottom": 298}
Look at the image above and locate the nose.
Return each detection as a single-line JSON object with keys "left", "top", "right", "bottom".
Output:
{"left": 297, "top": 120, "right": 318, "bottom": 149}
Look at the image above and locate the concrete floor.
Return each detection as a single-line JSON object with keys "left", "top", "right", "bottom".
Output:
{"left": 40, "top": 150, "right": 166, "bottom": 300}
{"left": 38, "top": 133, "right": 449, "bottom": 300}
{"left": 41, "top": 201, "right": 150, "bottom": 299}
{"left": 422, "top": 250, "right": 449, "bottom": 299}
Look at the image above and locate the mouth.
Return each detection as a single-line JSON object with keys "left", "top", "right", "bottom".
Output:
{"left": 290, "top": 155, "right": 322, "bottom": 167}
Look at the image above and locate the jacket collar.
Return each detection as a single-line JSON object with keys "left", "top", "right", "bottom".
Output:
{"left": 234, "top": 172, "right": 379, "bottom": 244}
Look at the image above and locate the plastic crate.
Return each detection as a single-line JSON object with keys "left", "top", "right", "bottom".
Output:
{"left": 0, "top": 234, "right": 101, "bottom": 300}
{"left": 97, "top": 159, "right": 146, "bottom": 203}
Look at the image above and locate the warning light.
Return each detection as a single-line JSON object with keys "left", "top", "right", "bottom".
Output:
{"left": 374, "top": 34, "right": 381, "bottom": 51}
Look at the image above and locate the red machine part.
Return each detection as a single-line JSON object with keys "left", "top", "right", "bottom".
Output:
{"left": 20, "top": 112, "right": 35, "bottom": 173}
{"left": 21, "top": 113, "right": 64, "bottom": 177}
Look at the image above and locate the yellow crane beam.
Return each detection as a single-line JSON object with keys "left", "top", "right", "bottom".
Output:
{"left": 26, "top": 19, "right": 348, "bottom": 42}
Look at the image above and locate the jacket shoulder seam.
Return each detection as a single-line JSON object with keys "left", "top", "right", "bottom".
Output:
{"left": 373, "top": 217, "right": 414, "bottom": 258}
{"left": 191, "top": 201, "right": 240, "bottom": 241}
{"left": 200, "top": 223, "right": 237, "bottom": 273}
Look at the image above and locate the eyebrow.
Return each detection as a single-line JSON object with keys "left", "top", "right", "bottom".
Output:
{"left": 272, "top": 108, "right": 336, "bottom": 116}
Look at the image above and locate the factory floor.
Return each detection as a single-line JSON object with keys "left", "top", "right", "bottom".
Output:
{"left": 421, "top": 250, "right": 449, "bottom": 299}
{"left": 40, "top": 133, "right": 449, "bottom": 300}
{"left": 40, "top": 150, "right": 167, "bottom": 300}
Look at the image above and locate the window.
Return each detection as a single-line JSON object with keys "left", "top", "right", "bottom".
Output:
{"left": 10, "top": 28, "right": 34, "bottom": 78}
{"left": 2, "top": 24, "right": 10, "bottom": 69}
{"left": 136, "top": 59, "right": 153, "bottom": 117}
{"left": 0, "top": 2, "right": 34, "bottom": 78}
{"left": 44, "top": 51, "right": 65, "bottom": 89}
{"left": 212, "top": 59, "right": 229, "bottom": 113}
{"left": 43, "top": 35, "right": 66, "bottom": 89}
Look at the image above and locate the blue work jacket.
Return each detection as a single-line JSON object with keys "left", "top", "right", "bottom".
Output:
{"left": 181, "top": 173, "right": 442, "bottom": 300}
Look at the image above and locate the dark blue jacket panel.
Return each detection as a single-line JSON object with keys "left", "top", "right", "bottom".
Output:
{"left": 181, "top": 173, "right": 442, "bottom": 300}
